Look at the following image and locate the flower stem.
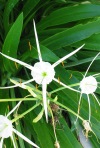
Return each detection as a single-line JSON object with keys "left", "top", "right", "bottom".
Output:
{"left": 11, "top": 103, "right": 40, "bottom": 123}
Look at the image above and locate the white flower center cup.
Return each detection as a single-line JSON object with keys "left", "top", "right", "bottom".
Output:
{"left": 80, "top": 76, "right": 97, "bottom": 95}
{"left": 0, "top": 115, "right": 13, "bottom": 138}
{"left": 31, "top": 62, "right": 55, "bottom": 84}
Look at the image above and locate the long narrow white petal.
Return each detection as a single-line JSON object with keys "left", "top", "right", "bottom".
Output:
{"left": 0, "top": 78, "right": 34, "bottom": 89}
{"left": 92, "top": 93, "right": 100, "bottom": 106}
{"left": 42, "top": 82, "right": 48, "bottom": 122}
{"left": 53, "top": 78, "right": 80, "bottom": 93}
{"left": 7, "top": 101, "right": 22, "bottom": 117}
{"left": 76, "top": 92, "right": 82, "bottom": 123}
{"left": 13, "top": 128, "right": 39, "bottom": 148}
{"left": 93, "top": 73, "right": 100, "bottom": 77}
{"left": 11, "top": 136, "right": 17, "bottom": 148}
{"left": 0, "top": 85, "right": 18, "bottom": 89}
{"left": 10, "top": 78, "right": 34, "bottom": 88}
{"left": 0, "top": 52, "right": 33, "bottom": 70}
{"left": 87, "top": 94, "right": 91, "bottom": 122}
{"left": 33, "top": 20, "right": 42, "bottom": 62}
{"left": 0, "top": 138, "right": 3, "bottom": 148}
{"left": 84, "top": 52, "right": 100, "bottom": 77}
{"left": 52, "top": 44, "right": 85, "bottom": 68}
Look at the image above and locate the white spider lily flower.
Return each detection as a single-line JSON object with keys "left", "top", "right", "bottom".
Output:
{"left": 0, "top": 103, "right": 39, "bottom": 148}
{"left": 0, "top": 115, "right": 13, "bottom": 138}
{"left": 77, "top": 52, "right": 100, "bottom": 122}
{"left": 31, "top": 61, "right": 55, "bottom": 84}
{"left": 0, "top": 20, "right": 85, "bottom": 122}
{"left": 80, "top": 76, "right": 97, "bottom": 95}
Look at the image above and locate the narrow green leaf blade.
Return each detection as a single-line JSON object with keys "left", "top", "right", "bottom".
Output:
{"left": 2, "top": 13, "right": 23, "bottom": 73}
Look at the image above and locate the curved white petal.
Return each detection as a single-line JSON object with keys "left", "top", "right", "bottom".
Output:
{"left": 0, "top": 138, "right": 3, "bottom": 148}
{"left": 42, "top": 82, "right": 48, "bottom": 122}
{"left": 0, "top": 52, "right": 33, "bottom": 70}
{"left": 33, "top": 20, "right": 42, "bottom": 62}
{"left": 53, "top": 78, "right": 80, "bottom": 93}
{"left": 84, "top": 52, "right": 100, "bottom": 77}
{"left": 52, "top": 44, "right": 85, "bottom": 68}
{"left": 0, "top": 85, "right": 18, "bottom": 89}
{"left": 0, "top": 79, "right": 34, "bottom": 89}
{"left": 11, "top": 136, "right": 16, "bottom": 148}
{"left": 76, "top": 92, "right": 82, "bottom": 123}
{"left": 92, "top": 93, "right": 100, "bottom": 106}
{"left": 13, "top": 128, "right": 39, "bottom": 148}
{"left": 87, "top": 95, "right": 91, "bottom": 122}
{"left": 93, "top": 73, "right": 100, "bottom": 77}
{"left": 7, "top": 101, "right": 22, "bottom": 117}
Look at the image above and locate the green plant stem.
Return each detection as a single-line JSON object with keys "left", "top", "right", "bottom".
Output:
{"left": 0, "top": 98, "right": 38, "bottom": 102}
{"left": 11, "top": 103, "right": 40, "bottom": 123}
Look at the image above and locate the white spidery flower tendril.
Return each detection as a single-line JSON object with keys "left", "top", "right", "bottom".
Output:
{"left": 76, "top": 52, "right": 100, "bottom": 123}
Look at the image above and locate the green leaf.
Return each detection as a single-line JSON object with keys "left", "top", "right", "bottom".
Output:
{"left": 3, "top": 0, "right": 19, "bottom": 33}
{"left": 56, "top": 117, "right": 82, "bottom": 148}
{"left": 20, "top": 45, "right": 59, "bottom": 65}
{"left": 42, "top": 18, "right": 100, "bottom": 50}
{"left": 33, "top": 108, "right": 44, "bottom": 123}
{"left": 23, "top": 0, "right": 40, "bottom": 19}
{"left": 2, "top": 13, "right": 23, "bottom": 73}
{"left": 73, "top": 33, "right": 100, "bottom": 51}
{"left": 38, "top": 4, "right": 100, "bottom": 30}
{"left": 25, "top": 111, "right": 54, "bottom": 148}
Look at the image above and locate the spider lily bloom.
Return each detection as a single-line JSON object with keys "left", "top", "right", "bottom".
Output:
{"left": 0, "top": 109, "right": 39, "bottom": 148}
{"left": 77, "top": 52, "right": 100, "bottom": 122}
{"left": 0, "top": 20, "right": 84, "bottom": 122}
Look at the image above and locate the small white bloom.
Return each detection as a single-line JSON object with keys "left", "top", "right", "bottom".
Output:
{"left": 0, "top": 115, "right": 13, "bottom": 138}
{"left": 31, "top": 61, "right": 55, "bottom": 84}
{"left": 0, "top": 101, "right": 39, "bottom": 148}
{"left": 80, "top": 76, "right": 97, "bottom": 94}
{"left": 76, "top": 52, "right": 100, "bottom": 122}
{"left": 0, "top": 114, "right": 39, "bottom": 148}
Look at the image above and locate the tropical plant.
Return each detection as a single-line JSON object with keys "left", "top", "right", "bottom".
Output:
{"left": 0, "top": 0, "right": 100, "bottom": 147}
